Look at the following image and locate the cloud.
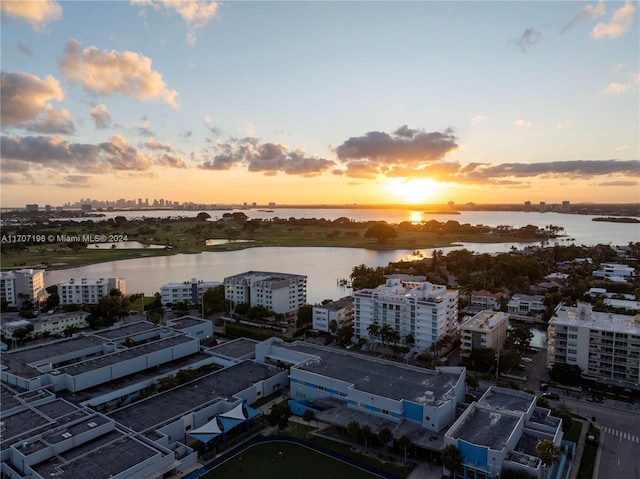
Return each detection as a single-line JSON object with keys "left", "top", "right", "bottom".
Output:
{"left": 17, "top": 42, "right": 33, "bottom": 57}
{"left": 1, "top": 0, "right": 62, "bottom": 32}
{"left": 598, "top": 180, "right": 638, "bottom": 187}
{"left": 563, "top": 1, "right": 606, "bottom": 31}
{"left": 58, "top": 39, "right": 179, "bottom": 107}
{"left": 514, "top": 119, "right": 532, "bottom": 128}
{"left": 145, "top": 138, "right": 172, "bottom": 151}
{"left": 469, "top": 115, "right": 487, "bottom": 126}
{"left": 615, "top": 144, "right": 630, "bottom": 151}
{"left": 1, "top": 72, "right": 74, "bottom": 134}
{"left": 90, "top": 104, "right": 113, "bottom": 129}
{"left": 56, "top": 175, "right": 98, "bottom": 188}
{"left": 556, "top": 120, "right": 572, "bottom": 129}
{"left": 132, "top": 0, "right": 220, "bottom": 46}
{"left": 515, "top": 28, "right": 541, "bottom": 52}
{"left": 200, "top": 136, "right": 335, "bottom": 176}
{"left": 334, "top": 126, "right": 458, "bottom": 179}
{"left": 592, "top": 2, "right": 635, "bottom": 39}
{"left": 0, "top": 134, "right": 154, "bottom": 173}
{"left": 455, "top": 159, "right": 639, "bottom": 183}
{"left": 155, "top": 153, "right": 187, "bottom": 168}
{"left": 602, "top": 73, "right": 639, "bottom": 94}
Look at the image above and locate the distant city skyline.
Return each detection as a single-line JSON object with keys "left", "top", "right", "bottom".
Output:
{"left": 1, "top": 1, "right": 638, "bottom": 207}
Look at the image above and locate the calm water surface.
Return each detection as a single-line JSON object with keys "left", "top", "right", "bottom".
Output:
{"left": 44, "top": 209, "right": 639, "bottom": 303}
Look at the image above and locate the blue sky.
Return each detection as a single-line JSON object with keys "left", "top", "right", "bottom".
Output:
{"left": 1, "top": 1, "right": 638, "bottom": 207}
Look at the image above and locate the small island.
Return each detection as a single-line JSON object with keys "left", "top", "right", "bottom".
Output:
{"left": 592, "top": 217, "right": 640, "bottom": 223}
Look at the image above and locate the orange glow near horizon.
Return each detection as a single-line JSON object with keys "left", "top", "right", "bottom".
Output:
{"left": 386, "top": 178, "right": 442, "bottom": 204}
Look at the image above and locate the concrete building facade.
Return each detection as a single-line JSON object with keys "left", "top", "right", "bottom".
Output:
{"left": 459, "top": 310, "right": 509, "bottom": 359}
{"left": 1, "top": 311, "right": 90, "bottom": 340}
{"left": 224, "top": 271, "right": 307, "bottom": 315}
{"left": 160, "top": 278, "right": 221, "bottom": 306}
{"left": 547, "top": 303, "right": 640, "bottom": 390}
{"left": 352, "top": 278, "right": 458, "bottom": 352}
{"left": 0, "top": 269, "right": 45, "bottom": 308}
{"left": 58, "top": 277, "right": 126, "bottom": 305}
{"left": 312, "top": 296, "right": 354, "bottom": 333}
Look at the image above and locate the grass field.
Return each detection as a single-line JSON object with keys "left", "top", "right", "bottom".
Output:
{"left": 200, "top": 440, "right": 390, "bottom": 479}
{"left": 1, "top": 217, "right": 541, "bottom": 270}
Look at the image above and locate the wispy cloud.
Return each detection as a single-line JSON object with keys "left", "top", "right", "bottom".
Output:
{"left": 615, "top": 144, "right": 630, "bottom": 151}
{"left": 132, "top": 0, "right": 220, "bottom": 46}
{"left": 469, "top": 115, "right": 487, "bottom": 126}
{"left": 602, "top": 72, "right": 639, "bottom": 94}
{"left": 58, "top": 40, "right": 179, "bottom": 107}
{"left": 514, "top": 119, "right": 532, "bottom": 128}
{"left": 515, "top": 28, "right": 541, "bottom": 53}
{"left": 563, "top": 1, "right": 606, "bottom": 32}
{"left": 592, "top": 2, "right": 636, "bottom": 39}
{"left": 1, "top": 0, "right": 62, "bottom": 32}
{"left": 556, "top": 120, "right": 572, "bottom": 129}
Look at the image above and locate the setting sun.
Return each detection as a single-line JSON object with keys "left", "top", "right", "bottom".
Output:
{"left": 386, "top": 179, "right": 441, "bottom": 204}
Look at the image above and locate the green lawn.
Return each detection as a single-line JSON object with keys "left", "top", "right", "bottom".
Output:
{"left": 201, "top": 440, "right": 386, "bottom": 479}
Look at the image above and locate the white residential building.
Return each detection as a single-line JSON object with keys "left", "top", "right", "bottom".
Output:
{"left": 547, "top": 303, "right": 640, "bottom": 389}
{"left": 592, "top": 263, "right": 635, "bottom": 282}
{"left": 224, "top": 271, "right": 307, "bottom": 315}
{"left": 58, "top": 277, "right": 126, "bottom": 305}
{"left": 507, "top": 294, "right": 546, "bottom": 317}
{"left": 0, "top": 269, "right": 45, "bottom": 308}
{"left": 469, "top": 290, "right": 507, "bottom": 311}
{"left": 1, "top": 311, "right": 91, "bottom": 339}
{"left": 460, "top": 310, "right": 509, "bottom": 359}
{"left": 160, "top": 278, "right": 221, "bottom": 306}
{"left": 353, "top": 277, "right": 458, "bottom": 352}
{"left": 312, "top": 296, "right": 354, "bottom": 333}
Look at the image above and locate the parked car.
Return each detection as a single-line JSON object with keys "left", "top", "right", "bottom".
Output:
{"left": 542, "top": 392, "right": 560, "bottom": 400}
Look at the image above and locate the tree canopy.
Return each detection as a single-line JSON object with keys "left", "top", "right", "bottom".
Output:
{"left": 364, "top": 223, "right": 398, "bottom": 244}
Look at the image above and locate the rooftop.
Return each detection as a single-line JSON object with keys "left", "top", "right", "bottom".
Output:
{"left": 108, "top": 360, "right": 280, "bottom": 432}
{"left": 479, "top": 387, "right": 534, "bottom": 414}
{"left": 207, "top": 337, "right": 258, "bottom": 359}
{"left": 551, "top": 304, "right": 640, "bottom": 334}
{"left": 287, "top": 342, "right": 461, "bottom": 404}
{"left": 315, "top": 296, "right": 354, "bottom": 311}
{"left": 58, "top": 334, "right": 194, "bottom": 376}
{"left": 448, "top": 402, "right": 521, "bottom": 451}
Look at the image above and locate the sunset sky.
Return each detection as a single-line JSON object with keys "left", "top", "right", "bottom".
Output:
{"left": 1, "top": 0, "right": 638, "bottom": 208}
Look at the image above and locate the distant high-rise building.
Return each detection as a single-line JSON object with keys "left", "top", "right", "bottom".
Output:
{"left": 539, "top": 201, "right": 546, "bottom": 212}
{"left": 562, "top": 200, "right": 570, "bottom": 213}
{"left": 524, "top": 201, "right": 531, "bottom": 211}
{"left": 25, "top": 204, "right": 39, "bottom": 212}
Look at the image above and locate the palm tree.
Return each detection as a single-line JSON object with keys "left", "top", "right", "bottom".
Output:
{"left": 367, "top": 323, "right": 379, "bottom": 350}
{"left": 377, "top": 427, "right": 393, "bottom": 456}
{"left": 441, "top": 444, "right": 462, "bottom": 479}
{"left": 302, "top": 409, "right": 316, "bottom": 430}
{"left": 361, "top": 424, "right": 372, "bottom": 449}
{"left": 536, "top": 439, "right": 561, "bottom": 478}
{"left": 380, "top": 324, "right": 393, "bottom": 350}
{"left": 346, "top": 421, "right": 361, "bottom": 443}
{"left": 398, "top": 435, "right": 412, "bottom": 464}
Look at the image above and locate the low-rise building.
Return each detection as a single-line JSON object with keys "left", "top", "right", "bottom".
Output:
{"left": 1, "top": 311, "right": 91, "bottom": 340}
{"left": 224, "top": 271, "right": 307, "bottom": 315}
{"left": 507, "top": 294, "right": 545, "bottom": 318}
{"left": 58, "top": 277, "right": 126, "bottom": 305}
{"left": 459, "top": 310, "right": 509, "bottom": 359}
{"left": 312, "top": 296, "right": 354, "bottom": 333}
{"left": 445, "top": 386, "right": 567, "bottom": 479}
{"left": 470, "top": 290, "right": 507, "bottom": 311}
{"left": 160, "top": 278, "right": 221, "bottom": 306}
{"left": 547, "top": 302, "right": 640, "bottom": 390}
{"left": 592, "top": 262, "right": 635, "bottom": 282}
